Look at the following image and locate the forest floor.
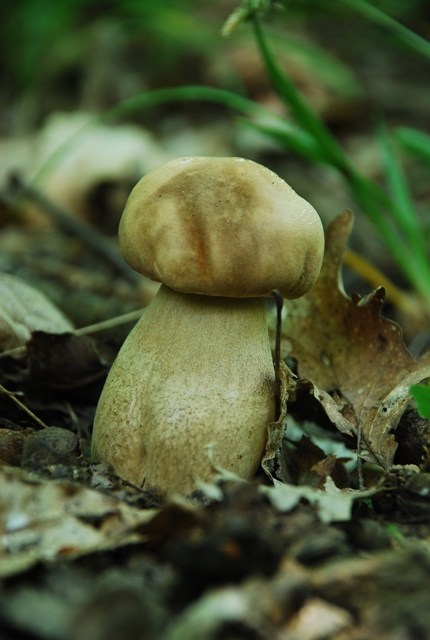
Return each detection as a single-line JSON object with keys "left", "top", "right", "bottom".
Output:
{"left": 1, "top": 170, "right": 430, "bottom": 640}
{"left": 2, "top": 4, "right": 430, "bottom": 638}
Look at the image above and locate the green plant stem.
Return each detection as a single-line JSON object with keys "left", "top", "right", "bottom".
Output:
{"left": 239, "top": 119, "right": 335, "bottom": 165}
{"left": 396, "top": 128, "right": 430, "bottom": 163}
{"left": 343, "top": 158, "right": 430, "bottom": 304}
{"left": 378, "top": 123, "right": 430, "bottom": 269}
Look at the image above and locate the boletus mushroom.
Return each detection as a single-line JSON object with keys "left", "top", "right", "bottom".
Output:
{"left": 91, "top": 157, "right": 324, "bottom": 498}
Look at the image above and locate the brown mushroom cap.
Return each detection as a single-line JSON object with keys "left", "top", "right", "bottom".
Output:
{"left": 119, "top": 156, "right": 324, "bottom": 299}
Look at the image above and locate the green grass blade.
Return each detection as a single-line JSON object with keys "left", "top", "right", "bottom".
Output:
{"left": 396, "top": 127, "right": 430, "bottom": 164}
{"left": 378, "top": 122, "right": 428, "bottom": 261}
{"left": 31, "top": 86, "right": 278, "bottom": 185}
{"left": 238, "top": 119, "right": 334, "bottom": 165}
{"left": 346, "top": 169, "right": 430, "bottom": 300}
{"left": 265, "top": 27, "right": 362, "bottom": 99}
{"left": 337, "top": 0, "right": 430, "bottom": 61}
{"left": 102, "top": 85, "right": 270, "bottom": 124}
{"left": 28, "top": 81, "right": 430, "bottom": 302}
{"left": 251, "top": 15, "right": 430, "bottom": 300}
{"left": 251, "top": 15, "right": 349, "bottom": 172}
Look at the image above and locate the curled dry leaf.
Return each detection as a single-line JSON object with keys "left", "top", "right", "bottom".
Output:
{"left": 0, "top": 273, "right": 74, "bottom": 351}
{"left": 283, "top": 210, "right": 430, "bottom": 469}
{"left": 262, "top": 361, "right": 296, "bottom": 481}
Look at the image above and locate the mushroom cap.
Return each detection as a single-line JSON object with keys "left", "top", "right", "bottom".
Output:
{"left": 119, "top": 156, "right": 324, "bottom": 298}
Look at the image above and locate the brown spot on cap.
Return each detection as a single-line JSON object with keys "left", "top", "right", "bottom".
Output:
{"left": 119, "top": 156, "right": 324, "bottom": 298}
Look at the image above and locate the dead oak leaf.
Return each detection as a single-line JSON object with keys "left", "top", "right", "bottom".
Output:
{"left": 283, "top": 210, "right": 430, "bottom": 469}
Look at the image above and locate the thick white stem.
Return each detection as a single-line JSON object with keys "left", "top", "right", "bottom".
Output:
{"left": 92, "top": 284, "right": 275, "bottom": 497}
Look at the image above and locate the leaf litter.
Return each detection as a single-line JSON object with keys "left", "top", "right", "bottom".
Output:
{"left": 0, "top": 273, "right": 74, "bottom": 351}
{"left": 1, "top": 211, "right": 430, "bottom": 639}
{"left": 283, "top": 209, "right": 430, "bottom": 469}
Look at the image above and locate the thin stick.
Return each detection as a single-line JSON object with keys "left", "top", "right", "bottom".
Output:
{"left": 0, "top": 346, "right": 26, "bottom": 360}
{"left": 6, "top": 175, "right": 139, "bottom": 283}
{"left": 0, "top": 308, "right": 145, "bottom": 360}
{"left": 356, "top": 418, "right": 364, "bottom": 490}
{"left": 272, "top": 290, "right": 284, "bottom": 419}
{"left": 74, "top": 308, "right": 144, "bottom": 336}
{"left": 0, "top": 383, "right": 49, "bottom": 429}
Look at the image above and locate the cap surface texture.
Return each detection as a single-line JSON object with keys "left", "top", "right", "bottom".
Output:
{"left": 119, "top": 156, "right": 324, "bottom": 298}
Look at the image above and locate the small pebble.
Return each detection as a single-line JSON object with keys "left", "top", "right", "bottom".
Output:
{"left": 21, "top": 427, "right": 80, "bottom": 470}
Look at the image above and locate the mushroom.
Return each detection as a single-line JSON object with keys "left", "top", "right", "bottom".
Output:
{"left": 91, "top": 157, "right": 324, "bottom": 498}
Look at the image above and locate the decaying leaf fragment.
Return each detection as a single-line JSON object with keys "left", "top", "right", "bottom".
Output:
{"left": 0, "top": 273, "right": 73, "bottom": 351}
{"left": 262, "top": 361, "right": 296, "bottom": 480}
{"left": 283, "top": 210, "right": 430, "bottom": 469}
{"left": 0, "top": 466, "right": 157, "bottom": 578}
{"left": 261, "top": 477, "right": 377, "bottom": 524}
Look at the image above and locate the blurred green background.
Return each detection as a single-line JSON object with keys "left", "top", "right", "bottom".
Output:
{"left": 2, "top": 0, "right": 429, "bottom": 131}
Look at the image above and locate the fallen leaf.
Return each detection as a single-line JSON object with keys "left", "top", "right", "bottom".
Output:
{"left": 280, "top": 431, "right": 351, "bottom": 489}
{"left": 283, "top": 596, "right": 353, "bottom": 640}
{"left": 260, "top": 477, "right": 376, "bottom": 524}
{"left": 310, "top": 546, "right": 430, "bottom": 637}
{"left": 0, "top": 273, "right": 73, "bottom": 351}
{"left": 261, "top": 477, "right": 374, "bottom": 524}
{"left": 283, "top": 210, "right": 430, "bottom": 468}
{"left": 310, "top": 454, "right": 337, "bottom": 483}
{"left": 29, "top": 111, "right": 168, "bottom": 231}
{"left": 0, "top": 466, "right": 157, "bottom": 577}
{"left": 165, "top": 559, "right": 308, "bottom": 640}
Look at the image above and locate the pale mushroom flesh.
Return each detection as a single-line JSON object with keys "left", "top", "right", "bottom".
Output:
{"left": 91, "top": 157, "right": 324, "bottom": 499}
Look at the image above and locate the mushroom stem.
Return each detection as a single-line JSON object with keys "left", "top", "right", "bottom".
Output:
{"left": 92, "top": 284, "right": 276, "bottom": 497}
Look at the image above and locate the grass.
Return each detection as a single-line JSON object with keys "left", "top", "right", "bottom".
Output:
{"left": 250, "top": 12, "right": 430, "bottom": 305}
{"left": 27, "top": 0, "right": 430, "bottom": 310}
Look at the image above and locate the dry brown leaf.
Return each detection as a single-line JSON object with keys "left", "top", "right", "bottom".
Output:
{"left": 0, "top": 273, "right": 74, "bottom": 350}
{"left": 283, "top": 210, "right": 430, "bottom": 468}
{"left": 262, "top": 361, "right": 296, "bottom": 481}
{"left": 31, "top": 112, "right": 168, "bottom": 229}
{"left": 0, "top": 466, "right": 158, "bottom": 578}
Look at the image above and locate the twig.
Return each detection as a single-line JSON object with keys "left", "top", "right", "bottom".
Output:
{"left": 356, "top": 418, "right": 364, "bottom": 490}
{"left": 272, "top": 290, "right": 284, "bottom": 419}
{"left": 5, "top": 175, "right": 139, "bottom": 284}
{"left": 0, "top": 308, "right": 145, "bottom": 360}
{"left": 0, "top": 383, "right": 49, "bottom": 429}
{"left": 74, "top": 308, "right": 144, "bottom": 336}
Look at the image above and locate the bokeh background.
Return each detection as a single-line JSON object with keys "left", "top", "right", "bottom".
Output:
{"left": 1, "top": 0, "right": 430, "bottom": 336}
